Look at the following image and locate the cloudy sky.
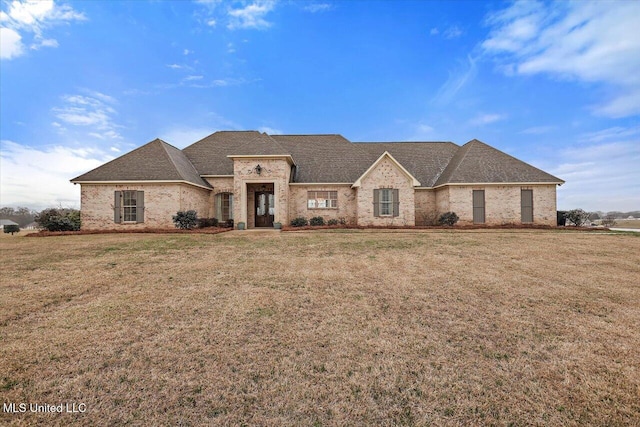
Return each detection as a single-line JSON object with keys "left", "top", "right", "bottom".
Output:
{"left": 1, "top": 0, "right": 638, "bottom": 211}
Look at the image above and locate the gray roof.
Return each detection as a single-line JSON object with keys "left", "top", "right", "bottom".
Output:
{"left": 354, "top": 142, "right": 460, "bottom": 187}
{"left": 434, "top": 139, "right": 563, "bottom": 186}
{"left": 0, "top": 219, "right": 19, "bottom": 226}
{"left": 71, "top": 132, "right": 563, "bottom": 188}
{"left": 183, "top": 131, "right": 288, "bottom": 176}
{"left": 71, "top": 139, "right": 211, "bottom": 188}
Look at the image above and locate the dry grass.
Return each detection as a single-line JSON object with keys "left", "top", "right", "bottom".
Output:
{"left": 1, "top": 230, "right": 638, "bottom": 426}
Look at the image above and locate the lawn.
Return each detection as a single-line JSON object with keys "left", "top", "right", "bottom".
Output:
{"left": 1, "top": 230, "right": 638, "bottom": 426}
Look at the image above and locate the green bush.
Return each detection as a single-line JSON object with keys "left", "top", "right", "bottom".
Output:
{"left": 438, "top": 212, "right": 459, "bottom": 226}
{"left": 290, "top": 217, "right": 308, "bottom": 227}
{"left": 35, "top": 208, "right": 81, "bottom": 231}
{"left": 3, "top": 224, "right": 20, "bottom": 235}
{"left": 172, "top": 210, "right": 198, "bottom": 229}
{"left": 327, "top": 218, "right": 338, "bottom": 226}
{"left": 197, "top": 217, "right": 219, "bottom": 228}
{"left": 338, "top": 217, "right": 347, "bottom": 225}
{"left": 310, "top": 216, "right": 325, "bottom": 226}
{"left": 565, "top": 209, "right": 590, "bottom": 227}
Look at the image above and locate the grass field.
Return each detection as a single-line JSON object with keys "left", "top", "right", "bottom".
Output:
{"left": 1, "top": 230, "right": 638, "bottom": 426}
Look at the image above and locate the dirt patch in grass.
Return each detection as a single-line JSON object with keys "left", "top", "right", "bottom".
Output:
{"left": 1, "top": 230, "right": 638, "bottom": 425}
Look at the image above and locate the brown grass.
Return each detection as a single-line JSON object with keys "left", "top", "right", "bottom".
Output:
{"left": 1, "top": 230, "right": 639, "bottom": 426}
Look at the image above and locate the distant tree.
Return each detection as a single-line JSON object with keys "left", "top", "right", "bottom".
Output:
{"left": 35, "top": 208, "right": 81, "bottom": 231}
{"left": 565, "top": 209, "right": 590, "bottom": 227}
{"left": 0, "top": 206, "right": 36, "bottom": 227}
{"left": 601, "top": 214, "right": 617, "bottom": 227}
{"left": 3, "top": 224, "right": 20, "bottom": 235}
{"left": 588, "top": 212, "right": 601, "bottom": 221}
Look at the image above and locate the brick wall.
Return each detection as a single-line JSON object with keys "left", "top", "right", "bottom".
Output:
{"left": 356, "top": 157, "right": 416, "bottom": 226}
{"left": 415, "top": 189, "right": 437, "bottom": 225}
{"left": 446, "top": 184, "right": 558, "bottom": 225}
{"left": 80, "top": 183, "right": 210, "bottom": 230}
{"left": 232, "top": 158, "right": 291, "bottom": 228}
{"left": 289, "top": 185, "right": 357, "bottom": 225}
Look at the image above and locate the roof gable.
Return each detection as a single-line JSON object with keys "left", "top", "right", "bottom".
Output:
{"left": 352, "top": 151, "right": 421, "bottom": 187}
{"left": 71, "top": 139, "right": 211, "bottom": 188}
{"left": 183, "top": 131, "right": 289, "bottom": 175}
{"left": 434, "top": 139, "right": 564, "bottom": 186}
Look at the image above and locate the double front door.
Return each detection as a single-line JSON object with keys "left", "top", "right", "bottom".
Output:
{"left": 255, "top": 191, "right": 274, "bottom": 227}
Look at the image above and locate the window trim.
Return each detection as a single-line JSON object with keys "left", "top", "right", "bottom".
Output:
{"left": 216, "top": 192, "right": 234, "bottom": 221}
{"left": 379, "top": 188, "right": 393, "bottom": 216}
{"left": 114, "top": 190, "right": 144, "bottom": 224}
{"left": 307, "top": 190, "right": 338, "bottom": 209}
{"left": 122, "top": 190, "right": 138, "bottom": 223}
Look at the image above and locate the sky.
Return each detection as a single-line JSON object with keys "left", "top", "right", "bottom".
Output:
{"left": 1, "top": 0, "right": 639, "bottom": 212}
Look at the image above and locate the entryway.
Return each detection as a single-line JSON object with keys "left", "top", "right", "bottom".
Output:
{"left": 255, "top": 190, "right": 274, "bottom": 228}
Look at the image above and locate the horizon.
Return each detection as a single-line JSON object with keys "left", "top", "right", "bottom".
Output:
{"left": 1, "top": 0, "right": 639, "bottom": 211}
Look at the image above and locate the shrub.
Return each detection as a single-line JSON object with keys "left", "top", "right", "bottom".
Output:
{"left": 173, "top": 210, "right": 198, "bottom": 229}
{"left": 327, "top": 218, "right": 338, "bottom": 226}
{"left": 35, "top": 208, "right": 81, "bottom": 231}
{"left": 601, "top": 214, "right": 617, "bottom": 227}
{"left": 197, "top": 217, "right": 219, "bottom": 228}
{"left": 290, "top": 217, "right": 308, "bottom": 227}
{"left": 310, "top": 216, "right": 325, "bottom": 226}
{"left": 338, "top": 217, "right": 347, "bottom": 225}
{"left": 3, "top": 224, "right": 20, "bottom": 235}
{"left": 438, "top": 212, "right": 459, "bottom": 226}
{"left": 565, "top": 209, "right": 590, "bottom": 227}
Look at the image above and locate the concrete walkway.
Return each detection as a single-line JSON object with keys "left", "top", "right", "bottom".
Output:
{"left": 609, "top": 228, "right": 640, "bottom": 232}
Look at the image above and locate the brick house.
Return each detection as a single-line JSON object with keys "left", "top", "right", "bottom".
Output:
{"left": 71, "top": 131, "right": 564, "bottom": 229}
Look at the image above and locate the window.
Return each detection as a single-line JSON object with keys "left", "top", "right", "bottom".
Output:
{"left": 114, "top": 190, "right": 144, "bottom": 224}
{"left": 307, "top": 191, "right": 338, "bottom": 209}
{"left": 216, "top": 192, "right": 234, "bottom": 221}
{"left": 472, "top": 190, "right": 485, "bottom": 224}
{"left": 521, "top": 189, "right": 533, "bottom": 223}
{"left": 373, "top": 188, "right": 399, "bottom": 217}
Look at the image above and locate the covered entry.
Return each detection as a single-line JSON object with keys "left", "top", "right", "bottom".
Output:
{"left": 248, "top": 183, "right": 275, "bottom": 228}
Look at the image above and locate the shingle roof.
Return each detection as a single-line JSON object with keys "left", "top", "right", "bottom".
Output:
{"left": 182, "top": 131, "right": 288, "bottom": 175}
{"left": 71, "top": 139, "right": 211, "bottom": 188}
{"left": 71, "top": 132, "right": 563, "bottom": 188}
{"left": 434, "top": 139, "right": 564, "bottom": 186}
{"left": 0, "top": 219, "right": 19, "bottom": 226}
{"left": 354, "top": 142, "right": 460, "bottom": 187}
{"left": 271, "top": 134, "right": 376, "bottom": 182}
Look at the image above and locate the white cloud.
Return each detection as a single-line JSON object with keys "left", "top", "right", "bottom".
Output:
{"left": 206, "top": 18, "right": 216, "bottom": 27}
{"left": 429, "top": 27, "right": 439, "bottom": 35}
{"left": 183, "top": 48, "right": 192, "bottom": 55}
{"left": 52, "top": 91, "right": 123, "bottom": 139}
{"left": 0, "top": 0, "right": 85, "bottom": 60}
{"left": 0, "top": 27, "right": 23, "bottom": 59}
{"left": 432, "top": 55, "right": 477, "bottom": 105}
{"left": 443, "top": 25, "right": 462, "bottom": 39}
{"left": 482, "top": 1, "right": 640, "bottom": 118}
{"left": 184, "top": 75, "right": 203, "bottom": 81}
{"left": 0, "top": 140, "right": 112, "bottom": 210}
{"left": 167, "top": 63, "right": 184, "bottom": 69}
{"left": 469, "top": 113, "right": 506, "bottom": 126}
{"left": 303, "top": 3, "right": 332, "bottom": 13}
{"left": 227, "top": 1, "right": 275, "bottom": 30}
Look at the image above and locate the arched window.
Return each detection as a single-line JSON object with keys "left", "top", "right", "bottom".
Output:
{"left": 216, "top": 192, "right": 233, "bottom": 221}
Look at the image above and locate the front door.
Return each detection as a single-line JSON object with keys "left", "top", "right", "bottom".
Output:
{"left": 255, "top": 191, "right": 274, "bottom": 227}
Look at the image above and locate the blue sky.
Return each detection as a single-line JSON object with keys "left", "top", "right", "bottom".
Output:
{"left": 1, "top": 0, "right": 638, "bottom": 211}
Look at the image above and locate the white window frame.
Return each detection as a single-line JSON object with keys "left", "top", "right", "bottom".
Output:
{"left": 307, "top": 191, "right": 338, "bottom": 209}
{"left": 122, "top": 190, "right": 138, "bottom": 222}
{"left": 379, "top": 188, "right": 393, "bottom": 216}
